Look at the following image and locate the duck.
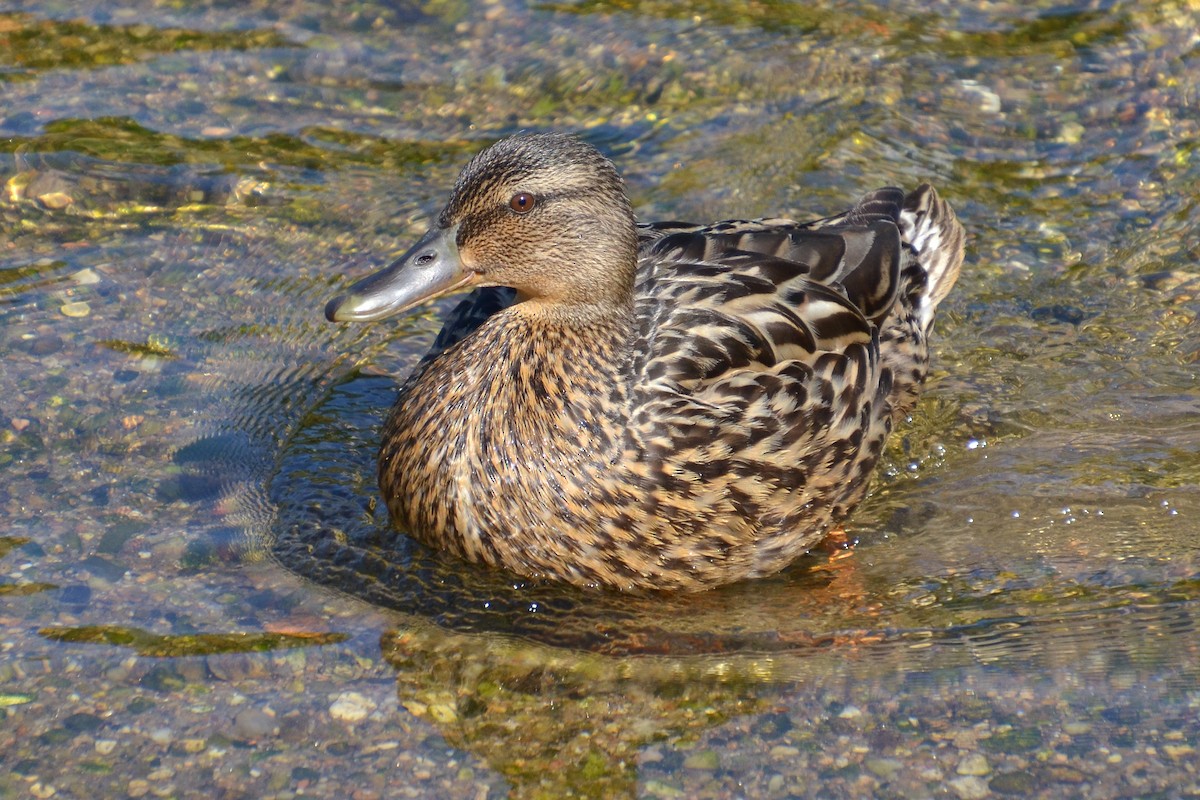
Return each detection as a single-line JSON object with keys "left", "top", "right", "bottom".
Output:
{"left": 325, "top": 132, "right": 965, "bottom": 592}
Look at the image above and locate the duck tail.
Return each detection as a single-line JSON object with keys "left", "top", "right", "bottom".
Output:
{"left": 877, "top": 185, "right": 964, "bottom": 422}
{"left": 899, "top": 184, "right": 965, "bottom": 333}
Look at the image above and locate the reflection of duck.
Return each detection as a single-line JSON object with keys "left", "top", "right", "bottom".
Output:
{"left": 326, "top": 133, "right": 965, "bottom": 591}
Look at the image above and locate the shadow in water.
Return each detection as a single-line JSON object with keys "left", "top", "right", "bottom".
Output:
{"left": 250, "top": 371, "right": 1200, "bottom": 795}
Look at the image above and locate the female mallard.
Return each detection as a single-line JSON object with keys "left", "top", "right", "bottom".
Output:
{"left": 326, "top": 132, "right": 964, "bottom": 592}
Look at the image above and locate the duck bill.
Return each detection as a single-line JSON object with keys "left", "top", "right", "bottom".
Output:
{"left": 324, "top": 224, "right": 473, "bottom": 322}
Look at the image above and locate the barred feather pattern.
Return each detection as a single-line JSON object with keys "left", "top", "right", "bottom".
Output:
{"left": 373, "top": 135, "right": 965, "bottom": 591}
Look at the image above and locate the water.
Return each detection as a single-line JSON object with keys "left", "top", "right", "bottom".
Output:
{"left": 2, "top": 1, "right": 1198, "bottom": 798}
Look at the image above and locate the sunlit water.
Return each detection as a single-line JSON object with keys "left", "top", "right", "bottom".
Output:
{"left": 2, "top": 1, "right": 1198, "bottom": 798}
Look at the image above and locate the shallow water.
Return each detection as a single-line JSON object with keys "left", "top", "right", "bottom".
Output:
{"left": 2, "top": 1, "right": 1198, "bottom": 798}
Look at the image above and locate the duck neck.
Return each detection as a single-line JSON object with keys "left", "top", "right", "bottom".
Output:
{"left": 506, "top": 296, "right": 635, "bottom": 386}
{"left": 513, "top": 292, "right": 634, "bottom": 331}
{"left": 455, "top": 296, "right": 632, "bottom": 456}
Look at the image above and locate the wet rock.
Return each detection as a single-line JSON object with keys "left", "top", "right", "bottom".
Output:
{"left": 147, "top": 727, "right": 174, "bottom": 747}
{"left": 949, "top": 775, "right": 990, "bottom": 800}
{"left": 62, "top": 712, "right": 105, "bottom": 733}
{"left": 207, "top": 653, "right": 271, "bottom": 682}
{"left": 37, "top": 727, "right": 74, "bottom": 745}
{"left": 427, "top": 702, "right": 457, "bottom": 724}
{"left": 59, "top": 301, "right": 90, "bottom": 317}
{"left": 981, "top": 727, "right": 1042, "bottom": 753}
{"left": 1040, "top": 764, "right": 1087, "bottom": 783}
{"left": 140, "top": 665, "right": 186, "bottom": 693}
{"left": 1140, "top": 270, "right": 1200, "bottom": 291}
{"left": 232, "top": 707, "right": 278, "bottom": 741}
{"left": 179, "top": 738, "right": 207, "bottom": 754}
{"left": 750, "top": 711, "right": 793, "bottom": 739}
{"left": 957, "top": 79, "right": 1001, "bottom": 112}
{"left": 956, "top": 752, "right": 991, "bottom": 776}
{"left": 88, "top": 485, "right": 110, "bottom": 506}
{"left": 96, "top": 520, "right": 148, "bottom": 554}
{"left": 990, "top": 770, "right": 1035, "bottom": 795}
{"left": 1031, "top": 304, "right": 1085, "bottom": 325}
{"left": 57, "top": 584, "right": 91, "bottom": 607}
{"left": 682, "top": 749, "right": 719, "bottom": 770}
{"left": 866, "top": 757, "right": 902, "bottom": 779}
{"left": 329, "top": 691, "right": 375, "bottom": 722}
{"left": 642, "top": 780, "right": 684, "bottom": 798}
{"left": 868, "top": 726, "right": 903, "bottom": 751}
{"left": 126, "top": 697, "right": 156, "bottom": 714}
{"left": 279, "top": 713, "right": 313, "bottom": 744}
{"left": 38, "top": 192, "right": 74, "bottom": 210}
{"left": 27, "top": 334, "right": 63, "bottom": 356}
{"left": 291, "top": 766, "right": 320, "bottom": 783}
{"left": 1100, "top": 706, "right": 1142, "bottom": 726}
{"left": 155, "top": 473, "right": 223, "bottom": 503}
{"left": 79, "top": 555, "right": 128, "bottom": 583}
{"left": 1057, "top": 121, "right": 1086, "bottom": 143}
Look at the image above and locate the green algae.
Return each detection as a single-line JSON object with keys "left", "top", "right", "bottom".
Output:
{"left": 0, "top": 12, "right": 293, "bottom": 81}
{"left": 39, "top": 625, "right": 349, "bottom": 656}
{"left": 99, "top": 336, "right": 180, "bottom": 359}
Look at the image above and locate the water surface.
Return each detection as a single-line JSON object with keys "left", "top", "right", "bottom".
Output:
{"left": 2, "top": 1, "right": 1198, "bottom": 798}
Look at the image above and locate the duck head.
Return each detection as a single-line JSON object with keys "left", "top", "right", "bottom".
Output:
{"left": 325, "top": 133, "right": 639, "bottom": 322}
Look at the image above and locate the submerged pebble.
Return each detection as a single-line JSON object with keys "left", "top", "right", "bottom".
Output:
{"left": 956, "top": 753, "right": 991, "bottom": 776}
{"left": 26, "top": 334, "right": 63, "bottom": 356}
{"left": 949, "top": 775, "right": 990, "bottom": 800}
{"left": 329, "top": 692, "right": 376, "bottom": 723}
{"left": 989, "top": 770, "right": 1036, "bottom": 795}
{"left": 682, "top": 749, "right": 720, "bottom": 771}
{"left": 232, "top": 707, "right": 278, "bottom": 741}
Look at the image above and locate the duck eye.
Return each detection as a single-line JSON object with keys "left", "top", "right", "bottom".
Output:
{"left": 509, "top": 192, "right": 536, "bottom": 214}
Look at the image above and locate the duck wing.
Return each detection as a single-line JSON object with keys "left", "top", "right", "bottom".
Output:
{"left": 631, "top": 188, "right": 905, "bottom": 398}
{"left": 631, "top": 185, "right": 963, "bottom": 423}
{"left": 621, "top": 189, "right": 909, "bottom": 538}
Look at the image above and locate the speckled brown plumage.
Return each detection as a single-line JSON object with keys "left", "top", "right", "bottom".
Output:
{"left": 327, "top": 132, "right": 965, "bottom": 591}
